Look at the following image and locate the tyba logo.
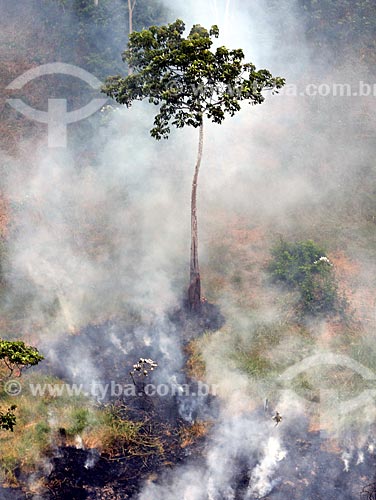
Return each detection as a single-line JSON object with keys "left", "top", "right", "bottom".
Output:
{"left": 277, "top": 352, "right": 376, "bottom": 435}
{"left": 6, "top": 63, "right": 108, "bottom": 148}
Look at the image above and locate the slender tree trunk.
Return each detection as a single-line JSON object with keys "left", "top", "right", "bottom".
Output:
{"left": 128, "top": 0, "right": 136, "bottom": 75}
{"left": 188, "top": 122, "right": 204, "bottom": 312}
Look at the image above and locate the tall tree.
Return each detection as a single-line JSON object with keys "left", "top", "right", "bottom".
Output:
{"left": 103, "top": 19, "right": 285, "bottom": 311}
{"left": 128, "top": 0, "right": 136, "bottom": 36}
{"left": 127, "top": 0, "right": 136, "bottom": 74}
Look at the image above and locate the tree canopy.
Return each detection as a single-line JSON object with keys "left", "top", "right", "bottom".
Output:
{"left": 103, "top": 19, "right": 285, "bottom": 139}
{"left": 103, "top": 19, "right": 285, "bottom": 311}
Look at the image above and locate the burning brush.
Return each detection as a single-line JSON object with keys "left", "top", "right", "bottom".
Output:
{"left": 130, "top": 358, "right": 158, "bottom": 386}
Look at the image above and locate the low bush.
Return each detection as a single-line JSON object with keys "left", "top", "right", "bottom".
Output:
{"left": 268, "top": 239, "right": 346, "bottom": 316}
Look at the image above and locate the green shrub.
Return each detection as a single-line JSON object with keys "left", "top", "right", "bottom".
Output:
{"left": 35, "top": 421, "right": 51, "bottom": 444}
{"left": 268, "top": 239, "right": 345, "bottom": 316}
{"left": 67, "top": 407, "right": 90, "bottom": 436}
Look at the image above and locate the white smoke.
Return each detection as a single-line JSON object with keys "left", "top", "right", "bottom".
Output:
{"left": 246, "top": 437, "right": 287, "bottom": 499}
{"left": 1, "top": 0, "right": 375, "bottom": 497}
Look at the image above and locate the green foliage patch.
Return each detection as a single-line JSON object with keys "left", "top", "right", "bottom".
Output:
{"left": 268, "top": 239, "right": 346, "bottom": 316}
{"left": 0, "top": 405, "right": 17, "bottom": 432}
{"left": 0, "top": 340, "right": 43, "bottom": 370}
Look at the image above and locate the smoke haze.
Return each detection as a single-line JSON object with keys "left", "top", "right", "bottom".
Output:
{"left": 0, "top": 0, "right": 375, "bottom": 498}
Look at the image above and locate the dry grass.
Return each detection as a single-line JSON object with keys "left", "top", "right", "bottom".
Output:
{"left": 84, "top": 406, "right": 163, "bottom": 459}
{"left": 179, "top": 421, "right": 212, "bottom": 448}
{"left": 185, "top": 340, "right": 206, "bottom": 380}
